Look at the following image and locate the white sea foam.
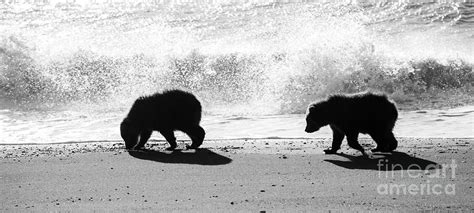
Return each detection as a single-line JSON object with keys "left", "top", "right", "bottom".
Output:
{"left": 0, "top": 1, "right": 472, "bottom": 143}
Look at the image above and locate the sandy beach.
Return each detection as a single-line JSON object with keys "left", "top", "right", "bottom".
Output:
{"left": 1, "top": 138, "right": 473, "bottom": 212}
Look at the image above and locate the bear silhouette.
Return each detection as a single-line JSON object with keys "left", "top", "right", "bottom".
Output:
{"left": 305, "top": 92, "right": 398, "bottom": 156}
{"left": 121, "top": 90, "right": 205, "bottom": 150}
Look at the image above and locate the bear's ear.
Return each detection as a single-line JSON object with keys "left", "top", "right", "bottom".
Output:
{"left": 307, "top": 104, "right": 316, "bottom": 114}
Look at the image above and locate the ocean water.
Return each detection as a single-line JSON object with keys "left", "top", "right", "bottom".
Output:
{"left": 0, "top": 0, "right": 473, "bottom": 144}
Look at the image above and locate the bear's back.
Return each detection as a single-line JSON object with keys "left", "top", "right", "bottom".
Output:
{"left": 152, "top": 90, "right": 201, "bottom": 122}
{"left": 127, "top": 90, "right": 202, "bottom": 129}
{"left": 327, "top": 92, "right": 397, "bottom": 121}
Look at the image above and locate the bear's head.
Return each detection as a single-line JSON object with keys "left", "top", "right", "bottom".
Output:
{"left": 120, "top": 118, "right": 140, "bottom": 150}
{"left": 305, "top": 102, "right": 329, "bottom": 133}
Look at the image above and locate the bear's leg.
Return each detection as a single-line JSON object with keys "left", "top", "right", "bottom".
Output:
{"left": 371, "top": 132, "right": 398, "bottom": 152}
{"left": 346, "top": 132, "right": 368, "bottom": 155}
{"left": 324, "top": 125, "right": 345, "bottom": 154}
{"left": 160, "top": 130, "right": 177, "bottom": 151}
{"left": 135, "top": 130, "right": 152, "bottom": 149}
{"left": 370, "top": 132, "right": 389, "bottom": 152}
{"left": 386, "top": 132, "right": 398, "bottom": 152}
{"left": 183, "top": 125, "right": 205, "bottom": 149}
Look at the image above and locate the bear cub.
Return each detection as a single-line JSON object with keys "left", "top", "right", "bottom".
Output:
{"left": 121, "top": 90, "right": 205, "bottom": 150}
{"left": 305, "top": 92, "right": 398, "bottom": 156}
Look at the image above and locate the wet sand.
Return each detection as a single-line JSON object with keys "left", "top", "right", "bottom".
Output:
{"left": 1, "top": 138, "right": 473, "bottom": 212}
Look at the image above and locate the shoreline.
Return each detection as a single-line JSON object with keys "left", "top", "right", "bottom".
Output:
{"left": 1, "top": 138, "right": 473, "bottom": 211}
{"left": 2, "top": 136, "right": 474, "bottom": 146}
{"left": 2, "top": 105, "right": 473, "bottom": 145}
{"left": 1, "top": 137, "right": 472, "bottom": 156}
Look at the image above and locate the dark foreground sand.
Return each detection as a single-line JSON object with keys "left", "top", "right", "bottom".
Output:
{"left": 1, "top": 138, "right": 473, "bottom": 212}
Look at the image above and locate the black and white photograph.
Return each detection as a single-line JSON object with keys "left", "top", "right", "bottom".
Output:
{"left": 1, "top": 0, "right": 473, "bottom": 211}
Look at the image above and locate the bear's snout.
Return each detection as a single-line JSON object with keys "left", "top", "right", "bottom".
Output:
{"left": 305, "top": 126, "right": 319, "bottom": 133}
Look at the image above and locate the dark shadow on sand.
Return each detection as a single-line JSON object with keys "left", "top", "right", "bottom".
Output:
{"left": 324, "top": 151, "right": 440, "bottom": 170}
{"left": 128, "top": 148, "right": 232, "bottom": 165}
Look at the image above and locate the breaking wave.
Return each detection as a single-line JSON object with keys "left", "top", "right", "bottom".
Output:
{"left": 1, "top": 0, "right": 473, "bottom": 115}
